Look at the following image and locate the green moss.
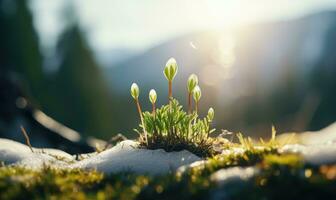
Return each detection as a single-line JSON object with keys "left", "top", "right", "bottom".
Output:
{"left": 234, "top": 163, "right": 336, "bottom": 199}
{"left": 1, "top": 151, "right": 336, "bottom": 199}
{"left": 1, "top": 135, "right": 336, "bottom": 199}
{"left": 263, "top": 154, "right": 304, "bottom": 168}
{"left": 0, "top": 166, "right": 103, "bottom": 199}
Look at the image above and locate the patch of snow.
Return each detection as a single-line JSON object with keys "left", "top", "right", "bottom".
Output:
{"left": 279, "top": 122, "right": 336, "bottom": 165}
{"left": 280, "top": 143, "right": 336, "bottom": 165}
{"left": 177, "top": 160, "right": 207, "bottom": 174}
{"left": 0, "top": 138, "right": 73, "bottom": 164}
{"left": 210, "top": 167, "right": 259, "bottom": 200}
{"left": 221, "top": 147, "right": 245, "bottom": 156}
{"left": 210, "top": 166, "right": 258, "bottom": 185}
{"left": 299, "top": 122, "right": 336, "bottom": 145}
{"left": 39, "top": 148, "right": 74, "bottom": 160}
{"left": 4, "top": 120, "right": 336, "bottom": 174}
{"left": 0, "top": 139, "right": 201, "bottom": 175}
{"left": 0, "top": 138, "right": 73, "bottom": 169}
{"left": 0, "top": 139, "right": 31, "bottom": 164}
{"left": 71, "top": 140, "right": 201, "bottom": 174}
{"left": 16, "top": 154, "right": 71, "bottom": 169}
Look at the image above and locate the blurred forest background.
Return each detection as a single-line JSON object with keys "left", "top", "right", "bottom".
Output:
{"left": 1, "top": 0, "right": 336, "bottom": 152}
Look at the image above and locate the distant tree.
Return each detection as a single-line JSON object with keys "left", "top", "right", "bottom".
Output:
{"left": 49, "top": 25, "right": 115, "bottom": 138}
{"left": 0, "top": 0, "right": 44, "bottom": 101}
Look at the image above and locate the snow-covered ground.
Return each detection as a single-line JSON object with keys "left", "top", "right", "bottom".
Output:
{"left": 0, "top": 139, "right": 200, "bottom": 174}
{"left": 0, "top": 138, "right": 73, "bottom": 169}
{"left": 72, "top": 140, "right": 201, "bottom": 174}
{"left": 210, "top": 167, "right": 259, "bottom": 185}
{"left": 279, "top": 122, "right": 336, "bottom": 165}
{"left": 1, "top": 122, "right": 336, "bottom": 174}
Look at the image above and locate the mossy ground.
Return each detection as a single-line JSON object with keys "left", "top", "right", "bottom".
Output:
{"left": 1, "top": 146, "right": 336, "bottom": 200}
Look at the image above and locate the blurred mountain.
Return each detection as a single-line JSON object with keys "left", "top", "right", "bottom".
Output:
{"left": 104, "top": 11, "right": 336, "bottom": 137}
{"left": 95, "top": 48, "right": 138, "bottom": 68}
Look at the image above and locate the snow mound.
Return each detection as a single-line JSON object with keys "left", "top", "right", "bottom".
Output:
{"left": 211, "top": 167, "right": 258, "bottom": 185}
{"left": 210, "top": 167, "right": 259, "bottom": 200}
{"left": 72, "top": 140, "right": 201, "bottom": 174}
{"left": 16, "top": 153, "right": 71, "bottom": 169}
{"left": 177, "top": 160, "right": 207, "bottom": 174}
{"left": 0, "top": 138, "right": 73, "bottom": 168}
{"left": 279, "top": 122, "right": 336, "bottom": 165}
{"left": 0, "top": 138, "right": 201, "bottom": 174}
{"left": 299, "top": 122, "right": 336, "bottom": 145}
{"left": 280, "top": 143, "right": 336, "bottom": 165}
{"left": 3, "top": 120, "right": 336, "bottom": 174}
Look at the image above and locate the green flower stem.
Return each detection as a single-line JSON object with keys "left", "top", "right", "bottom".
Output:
{"left": 168, "top": 80, "right": 173, "bottom": 113}
{"left": 168, "top": 80, "right": 172, "bottom": 99}
{"left": 188, "top": 92, "right": 192, "bottom": 114}
{"left": 135, "top": 99, "right": 147, "bottom": 144}
{"left": 152, "top": 102, "right": 156, "bottom": 116}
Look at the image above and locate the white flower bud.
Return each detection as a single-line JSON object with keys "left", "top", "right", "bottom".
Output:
{"left": 163, "top": 57, "right": 178, "bottom": 81}
{"left": 208, "top": 107, "right": 214, "bottom": 121}
{"left": 149, "top": 89, "right": 157, "bottom": 104}
{"left": 193, "top": 85, "right": 202, "bottom": 102}
{"left": 130, "top": 83, "right": 139, "bottom": 100}
{"left": 187, "top": 74, "right": 198, "bottom": 93}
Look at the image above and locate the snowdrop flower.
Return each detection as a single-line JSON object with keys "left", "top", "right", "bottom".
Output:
{"left": 193, "top": 85, "right": 202, "bottom": 113}
{"left": 163, "top": 57, "right": 178, "bottom": 81}
{"left": 187, "top": 74, "right": 198, "bottom": 113}
{"left": 187, "top": 74, "right": 198, "bottom": 93}
{"left": 149, "top": 89, "right": 157, "bottom": 104}
{"left": 149, "top": 89, "right": 157, "bottom": 115}
{"left": 193, "top": 85, "right": 202, "bottom": 102}
{"left": 164, "top": 58, "right": 178, "bottom": 99}
{"left": 130, "top": 83, "right": 139, "bottom": 100}
{"left": 208, "top": 107, "right": 214, "bottom": 121}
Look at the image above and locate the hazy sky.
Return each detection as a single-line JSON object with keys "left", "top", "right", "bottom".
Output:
{"left": 30, "top": 0, "right": 336, "bottom": 52}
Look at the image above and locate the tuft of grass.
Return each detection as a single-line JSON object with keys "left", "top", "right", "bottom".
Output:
{"left": 237, "top": 126, "right": 286, "bottom": 152}
{"left": 131, "top": 58, "right": 215, "bottom": 157}
{"left": 129, "top": 58, "right": 288, "bottom": 157}
{"left": 237, "top": 133, "right": 255, "bottom": 151}
{"left": 135, "top": 98, "right": 215, "bottom": 157}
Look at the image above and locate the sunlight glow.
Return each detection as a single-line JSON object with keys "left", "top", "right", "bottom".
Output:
{"left": 31, "top": 0, "right": 336, "bottom": 51}
{"left": 201, "top": 33, "right": 236, "bottom": 86}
